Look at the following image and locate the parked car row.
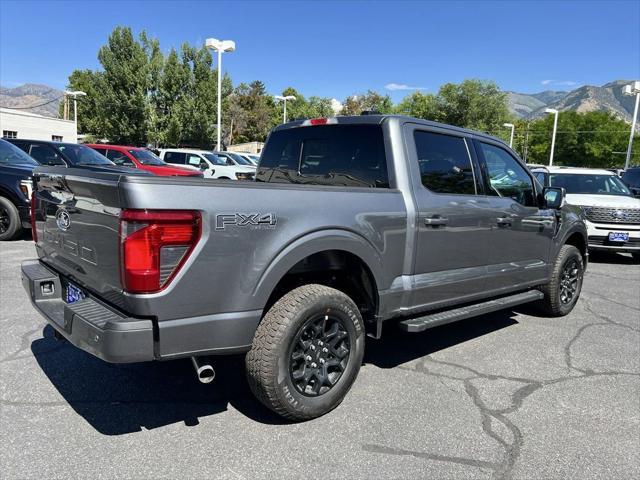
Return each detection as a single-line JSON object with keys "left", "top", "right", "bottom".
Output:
{"left": 157, "top": 148, "right": 256, "bottom": 180}
{"left": 0, "top": 138, "right": 259, "bottom": 240}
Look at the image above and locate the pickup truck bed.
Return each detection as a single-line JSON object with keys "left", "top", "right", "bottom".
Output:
{"left": 21, "top": 115, "right": 588, "bottom": 420}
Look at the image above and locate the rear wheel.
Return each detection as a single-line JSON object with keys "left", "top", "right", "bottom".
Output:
{"left": 0, "top": 197, "right": 21, "bottom": 241}
{"left": 246, "top": 284, "right": 365, "bottom": 421}
{"left": 538, "top": 244, "right": 584, "bottom": 316}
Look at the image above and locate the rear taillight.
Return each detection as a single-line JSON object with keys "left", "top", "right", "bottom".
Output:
{"left": 30, "top": 192, "right": 37, "bottom": 243}
{"left": 119, "top": 209, "right": 201, "bottom": 294}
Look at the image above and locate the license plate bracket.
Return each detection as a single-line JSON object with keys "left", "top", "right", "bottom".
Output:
{"left": 608, "top": 231, "right": 630, "bottom": 243}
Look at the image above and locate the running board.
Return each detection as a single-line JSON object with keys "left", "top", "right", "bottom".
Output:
{"left": 398, "top": 290, "right": 544, "bottom": 333}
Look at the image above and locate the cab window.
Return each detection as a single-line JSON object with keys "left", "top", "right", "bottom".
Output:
{"left": 413, "top": 131, "right": 476, "bottom": 195}
{"left": 477, "top": 142, "right": 536, "bottom": 207}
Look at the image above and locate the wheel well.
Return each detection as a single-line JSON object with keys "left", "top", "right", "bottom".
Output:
{"left": 565, "top": 232, "right": 588, "bottom": 265}
{"left": 265, "top": 250, "right": 379, "bottom": 323}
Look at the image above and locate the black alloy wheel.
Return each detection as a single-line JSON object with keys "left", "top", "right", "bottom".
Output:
{"left": 289, "top": 313, "right": 351, "bottom": 397}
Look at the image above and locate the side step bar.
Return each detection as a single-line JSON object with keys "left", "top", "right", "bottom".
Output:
{"left": 398, "top": 290, "right": 544, "bottom": 333}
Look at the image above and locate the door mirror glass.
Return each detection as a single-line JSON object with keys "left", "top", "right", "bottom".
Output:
{"left": 199, "top": 161, "right": 208, "bottom": 171}
{"left": 543, "top": 186, "right": 565, "bottom": 209}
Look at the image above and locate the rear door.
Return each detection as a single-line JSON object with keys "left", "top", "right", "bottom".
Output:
{"left": 473, "top": 140, "right": 555, "bottom": 288}
{"left": 405, "top": 125, "right": 494, "bottom": 309}
{"left": 164, "top": 151, "right": 186, "bottom": 165}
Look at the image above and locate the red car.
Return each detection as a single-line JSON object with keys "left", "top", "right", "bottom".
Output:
{"left": 86, "top": 144, "right": 203, "bottom": 177}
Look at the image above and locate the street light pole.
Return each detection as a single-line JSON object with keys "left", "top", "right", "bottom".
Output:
{"left": 205, "top": 38, "right": 236, "bottom": 151}
{"left": 275, "top": 95, "right": 296, "bottom": 123}
{"left": 545, "top": 108, "right": 559, "bottom": 166}
{"left": 64, "top": 90, "right": 86, "bottom": 140}
{"left": 623, "top": 81, "right": 640, "bottom": 170}
{"left": 503, "top": 122, "right": 515, "bottom": 148}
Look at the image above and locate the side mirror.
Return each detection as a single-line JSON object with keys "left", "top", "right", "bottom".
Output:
{"left": 543, "top": 186, "right": 565, "bottom": 209}
{"left": 199, "top": 162, "right": 208, "bottom": 171}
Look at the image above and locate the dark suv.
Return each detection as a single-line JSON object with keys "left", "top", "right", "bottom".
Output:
{"left": 0, "top": 139, "right": 38, "bottom": 240}
{"left": 622, "top": 167, "right": 640, "bottom": 197}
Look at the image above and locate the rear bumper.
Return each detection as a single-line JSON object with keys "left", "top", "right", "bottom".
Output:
{"left": 21, "top": 260, "right": 155, "bottom": 363}
{"left": 21, "top": 259, "right": 262, "bottom": 363}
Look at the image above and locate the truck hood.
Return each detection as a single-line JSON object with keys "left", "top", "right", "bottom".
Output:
{"left": 565, "top": 193, "right": 640, "bottom": 209}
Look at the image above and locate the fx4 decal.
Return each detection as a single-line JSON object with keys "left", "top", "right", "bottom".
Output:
{"left": 215, "top": 213, "right": 277, "bottom": 230}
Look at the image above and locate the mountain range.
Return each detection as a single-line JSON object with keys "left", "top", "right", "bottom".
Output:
{"left": 0, "top": 83, "right": 63, "bottom": 118}
{"left": 1, "top": 80, "right": 637, "bottom": 122}
{"left": 506, "top": 80, "right": 637, "bottom": 121}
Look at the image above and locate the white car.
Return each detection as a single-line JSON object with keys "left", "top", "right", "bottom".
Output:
{"left": 532, "top": 166, "right": 640, "bottom": 258}
{"left": 158, "top": 148, "right": 255, "bottom": 180}
{"left": 212, "top": 151, "right": 258, "bottom": 168}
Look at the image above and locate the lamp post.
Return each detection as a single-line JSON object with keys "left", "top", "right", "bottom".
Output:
{"left": 64, "top": 90, "right": 86, "bottom": 137}
{"left": 503, "top": 122, "right": 515, "bottom": 148}
{"left": 623, "top": 81, "right": 640, "bottom": 170}
{"left": 205, "top": 37, "right": 236, "bottom": 151}
{"left": 275, "top": 95, "right": 296, "bottom": 123}
{"left": 545, "top": 108, "right": 559, "bottom": 166}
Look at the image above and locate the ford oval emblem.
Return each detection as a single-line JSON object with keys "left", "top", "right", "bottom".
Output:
{"left": 613, "top": 210, "right": 626, "bottom": 220}
{"left": 56, "top": 209, "right": 71, "bottom": 231}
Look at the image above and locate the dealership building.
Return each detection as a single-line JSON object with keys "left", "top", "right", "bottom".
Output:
{"left": 0, "top": 107, "right": 77, "bottom": 143}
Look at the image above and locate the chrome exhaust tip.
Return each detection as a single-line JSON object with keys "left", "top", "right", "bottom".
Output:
{"left": 191, "top": 356, "right": 215, "bottom": 384}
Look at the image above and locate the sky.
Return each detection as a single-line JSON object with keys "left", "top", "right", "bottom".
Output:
{"left": 1, "top": 0, "right": 639, "bottom": 101}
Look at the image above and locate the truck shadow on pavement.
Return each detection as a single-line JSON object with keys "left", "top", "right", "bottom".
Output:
{"left": 31, "top": 311, "right": 519, "bottom": 435}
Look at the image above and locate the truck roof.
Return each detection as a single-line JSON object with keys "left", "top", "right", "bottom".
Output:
{"left": 273, "top": 114, "right": 506, "bottom": 146}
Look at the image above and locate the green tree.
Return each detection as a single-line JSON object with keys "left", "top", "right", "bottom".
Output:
{"left": 62, "top": 69, "right": 105, "bottom": 137}
{"left": 435, "top": 80, "right": 510, "bottom": 132}
{"left": 524, "top": 111, "right": 638, "bottom": 168}
{"left": 394, "top": 91, "right": 438, "bottom": 119}
{"left": 97, "top": 26, "right": 153, "bottom": 145}
{"left": 341, "top": 90, "right": 393, "bottom": 115}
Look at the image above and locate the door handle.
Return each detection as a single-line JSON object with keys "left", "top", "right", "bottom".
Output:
{"left": 424, "top": 216, "right": 449, "bottom": 227}
{"left": 496, "top": 217, "right": 513, "bottom": 227}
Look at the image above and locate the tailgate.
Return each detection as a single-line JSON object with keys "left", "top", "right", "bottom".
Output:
{"left": 33, "top": 168, "right": 124, "bottom": 299}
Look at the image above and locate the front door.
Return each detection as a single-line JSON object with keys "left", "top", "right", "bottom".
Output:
{"left": 473, "top": 140, "right": 555, "bottom": 289}
{"left": 405, "top": 126, "right": 495, "bottom": 311}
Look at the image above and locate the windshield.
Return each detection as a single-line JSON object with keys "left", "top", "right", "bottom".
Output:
{"left": 58, "top": 144, "right": 114, "bottom": 166}
{"left": 227, "top": 152, "right": 252, "bottom": 165}
{"left": 0, "top": 140, "right": 38, "bottom": 167}
{"left": 128, "top": 149, "right": 165, "bottom": 166}
{"left": 203, "top": 153, "right": 227, "bottom": 166}
{"left": 549, "top": 173, "right": 631, "bottom": 196}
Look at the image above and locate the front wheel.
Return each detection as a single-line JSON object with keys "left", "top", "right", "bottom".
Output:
{"left": 538, "top": 244, "right": 584, "bottom": 316}
{"left": 246, "top": 284, "right": 365, "bottom": 421}
{"left": 0, "top": 197, "right": 21, "bottom": 241}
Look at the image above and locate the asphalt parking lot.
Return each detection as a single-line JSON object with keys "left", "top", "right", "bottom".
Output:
{"left": 1, "top": 237, "right": 639, "bottom": 480}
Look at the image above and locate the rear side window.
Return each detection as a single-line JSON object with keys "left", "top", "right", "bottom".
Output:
{"left": 164, "top": 152, "right": 186, "bottom": 164}
{"left": 29, "top": 144, "right": 65, "bottom": 166}
{"left": 414, "top": 131, "right": 476, "bottom": 195}
{"left": 257, "top": 125, "right": 389, "bottom": 188}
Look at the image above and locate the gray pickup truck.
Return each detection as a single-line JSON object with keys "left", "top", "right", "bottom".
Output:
{"left": 22, "top": 115, "right": 588, "bottom": 420}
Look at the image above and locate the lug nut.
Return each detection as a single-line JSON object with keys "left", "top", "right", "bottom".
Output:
{"left": 310, "top": 345, "right": 316, "bottom": 350}
{"left": 318, "top": 341, "right": 323, "bottom": 346}
{"left": 322, "top": 347, "right": 328, "bottom": 353}
{"left": 306, "top": 355, "right": 312, "bottom": 361}
{"left": 311, "top": 362, "right": 317, "bottom": 368}
{"left": 319, "top": 358, "right": 325, "bottom": 364}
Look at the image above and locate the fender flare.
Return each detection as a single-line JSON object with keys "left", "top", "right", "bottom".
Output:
{"left": 252, "top": 228, "right": 386, "bottom": 307}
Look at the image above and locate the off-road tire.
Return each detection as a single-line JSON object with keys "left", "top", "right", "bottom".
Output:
{"left": 538, "top": 244, "right": 584, "bottom": 316}
{"left": 246, "top": 284, "right": 365, "bottom": 421}
{"left": 0, "top": 197, "right": 21, "bottom": 241}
